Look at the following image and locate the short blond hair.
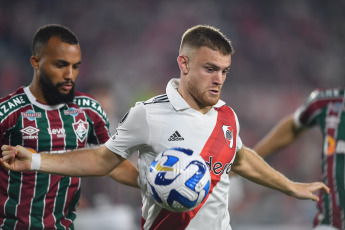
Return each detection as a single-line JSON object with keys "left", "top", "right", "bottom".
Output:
{"left": 179, "top": 25, "right": 234, "bottom": 55}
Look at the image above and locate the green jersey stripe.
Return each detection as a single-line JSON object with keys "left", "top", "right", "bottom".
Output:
{"left": 0, "top": 87, "right": 110, "bottom": 229}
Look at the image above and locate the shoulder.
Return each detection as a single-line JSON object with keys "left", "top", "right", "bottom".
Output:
{"left": 133, "top": 94, "right": 171, "bottom": 114}
{"left": 0, "top": 87, "right": 28, "bottom": 118}
{"left": 0, "top": 87, "right": 26, "bottom": 104}
{"left": 73, "top": 90, "right": 100, "bottom": 107}
{"left": 217, "top": 105, "right": 237, "bottom": 117}
{"left": 305, "top": 87, "right": 344, "bottom": 104}
{"left": 118, "top": 94, "right": 170, "bottom": 125}
{"left": 294, "top": 87, "right": 344, "bottom": 127}
{"left": 143, "top": 94, "right": 169, "bottom": 105}
{"left": 73, "top": 90, "right": 107, "bottom": 120}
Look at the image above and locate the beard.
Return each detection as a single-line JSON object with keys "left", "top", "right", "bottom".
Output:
{"left": 39, "top": 70, "right": 75, "bottom": 105}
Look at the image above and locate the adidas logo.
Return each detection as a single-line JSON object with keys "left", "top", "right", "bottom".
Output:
{"left": 168, "top": 131, "right": 184, "bottom": 141}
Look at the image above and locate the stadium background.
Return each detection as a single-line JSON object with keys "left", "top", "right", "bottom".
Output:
{"left": 0, "top": 0, "right": 344, "bottom": 229}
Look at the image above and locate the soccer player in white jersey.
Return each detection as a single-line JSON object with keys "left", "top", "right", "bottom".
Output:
{"left": 1, "top": 25, "right": 330, "bottom": 230}
{"left": 0, "top": 24, "right": 138, "bottom": 230}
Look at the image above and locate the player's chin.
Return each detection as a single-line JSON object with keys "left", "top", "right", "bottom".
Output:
{"left": 58, "top": 88, "right": 72, "bottom": 95}
{"left": 207, "top": 96, "right": 220, "bottom": 106}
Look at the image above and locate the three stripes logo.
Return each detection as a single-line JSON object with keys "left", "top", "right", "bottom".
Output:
{"left": 168, "top": 131, "right": 184, "bottom": 141}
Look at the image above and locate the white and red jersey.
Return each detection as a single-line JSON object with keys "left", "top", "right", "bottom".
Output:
{"left": 105, "top": 78, "right": 242, "bottom": 230}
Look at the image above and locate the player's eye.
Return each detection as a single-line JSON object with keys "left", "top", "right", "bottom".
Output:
{"left": 72, "top": 64, "right": 80, "bottom": 70}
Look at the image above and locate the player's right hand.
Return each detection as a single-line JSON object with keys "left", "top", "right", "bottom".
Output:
{"left": 0, "top": 145, "right": 32, "bottom": 172}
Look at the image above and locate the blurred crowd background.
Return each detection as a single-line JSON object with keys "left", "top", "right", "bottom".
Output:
{"left": 1, "top": 0, "right": 344, "bottom": 229}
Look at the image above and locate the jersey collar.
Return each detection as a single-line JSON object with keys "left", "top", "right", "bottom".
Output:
{"left": 166, "top": 78, "right": 225, "bottom": 111}
{"left": 24, "top": 86, "right": 66, "bottom": 110}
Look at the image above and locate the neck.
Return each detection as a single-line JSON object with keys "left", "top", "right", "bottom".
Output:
{"left": 29, "top": 79, "right": 47, "bottom": 104}
{"left": 177, "top": 87, "right": 212, "bottom": 114}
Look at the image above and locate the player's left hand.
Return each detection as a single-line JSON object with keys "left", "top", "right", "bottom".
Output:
{"left": 288, "top": 182, "right": 330, "bottom": 202}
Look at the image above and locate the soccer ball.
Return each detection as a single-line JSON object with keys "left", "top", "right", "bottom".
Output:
{"left": 147, "top": 147, "right": 211, "bottom": 212}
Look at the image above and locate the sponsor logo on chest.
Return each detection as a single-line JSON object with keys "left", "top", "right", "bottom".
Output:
{"left": 21, "top": 110, "right": 41, "bottom": 121}
{"left": 47, "top": 127, "right": 66, "bottom": 138}
{"left": 205, "top": 156, "right": 232, "bottom": 175}
{"left": 64, "top": 108, "right": 84, "bottom": 117}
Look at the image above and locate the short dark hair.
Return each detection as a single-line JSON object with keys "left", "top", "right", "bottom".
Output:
{"left": 180, "top": 25, "right": 234, "bottom": 55}
{"left": 31, "top": 24, "right": 79, "bottom": 56}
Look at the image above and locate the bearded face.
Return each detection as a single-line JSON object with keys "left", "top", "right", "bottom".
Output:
{"left": 39, "top": 68, "right": 75, "bottom": 105}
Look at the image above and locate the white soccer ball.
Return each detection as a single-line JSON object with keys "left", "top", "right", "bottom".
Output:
{"left": 147, "top": 147, "right": 211, "bottom": 212}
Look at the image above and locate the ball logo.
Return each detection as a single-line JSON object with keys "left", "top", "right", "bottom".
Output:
{"left": 148, "top": 147, "right": 211, "bottom": 212}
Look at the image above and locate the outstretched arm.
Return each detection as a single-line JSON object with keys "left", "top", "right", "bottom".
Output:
{"left": 1, "top": 144, "right": 124, "bottom": 177}
{"left": 231, "top": 146, "right": 329, "bottom": 201}
{"left": 253, "top": 114, "right": 306, "bottom": 158}
{"left": 107, "top": 160, "right": 140, "bottom": 188}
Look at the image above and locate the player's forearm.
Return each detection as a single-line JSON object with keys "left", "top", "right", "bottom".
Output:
{"left": 39, "top": 149, "right": 95, "bottom": 176}
{"left": 232, "top": 147, "right": 294, "bottom": 195}
{"left": 39, "top": 146, "right": 119, "bottom": 177}
{"left": 107, "top": 159, "right": 140, "bottom": 188}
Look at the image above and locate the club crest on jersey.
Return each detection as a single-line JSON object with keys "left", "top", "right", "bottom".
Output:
{"left": 21, "top": 110, "right": 41, "bottom": 121}
{"left": 222, "top": 125, "right": 233, "bottom": 149}
{"left": 72, "top": 119, "right": 89, "bottom": 142}
{"left": 64, "top": 108, "right": 84, "bottom": 117}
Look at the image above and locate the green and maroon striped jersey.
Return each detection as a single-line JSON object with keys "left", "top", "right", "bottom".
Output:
{"left": 0, "top": 86, "right": 111, "bottom": 230}
{"left": 294, "top": 87, "right": 345, "bottom": 229}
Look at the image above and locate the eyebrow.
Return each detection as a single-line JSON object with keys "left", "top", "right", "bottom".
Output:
{"left": 57, "top": 60, "right": 82, "bottom": 66}
{"left": 205, "top": 63, "right": 230, "bottom": 70}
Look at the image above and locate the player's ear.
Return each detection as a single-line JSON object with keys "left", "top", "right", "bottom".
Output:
{"left": 30, "top": 56, "right": 39, "bottom": 69}
{"left": 177, "top": 55, "right": 189, "bottom": 75}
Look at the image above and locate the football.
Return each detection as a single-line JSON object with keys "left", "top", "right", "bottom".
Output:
{"left": 147, "top": 147, "right": 211, "bottom": 212}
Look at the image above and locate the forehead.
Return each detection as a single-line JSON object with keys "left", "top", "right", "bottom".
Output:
{"left": 42, "top": 37, "right": 81, "bottom": 62}
{"left": 190, "top": 46, "right": 231, "bottom": 68}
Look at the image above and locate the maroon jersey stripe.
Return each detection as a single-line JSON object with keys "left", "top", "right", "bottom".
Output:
{"left": 46, "top": 110, "right": 65, "bottom": 151}
{"left": 43, "top": 175, "right": 60, "bottom": 228}
{"left": 59, "top": 177, "right": 80, "bottom": 228}
{"left": 16, "top": 104, "right": 38, "bottom": 227}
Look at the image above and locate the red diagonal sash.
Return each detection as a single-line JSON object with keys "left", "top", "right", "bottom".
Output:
{"left": 147, "top": 106, "right": 237, "bottom": 230}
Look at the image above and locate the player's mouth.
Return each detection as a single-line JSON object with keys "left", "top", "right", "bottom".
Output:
{"left": 60, "top": 84, "right": 73, "bottom": 92}
{"left": 209, "top": 89, "right": 220, "bottom": 96}
{"left": 57, "top": 81, "right": 74, "bottom": 92}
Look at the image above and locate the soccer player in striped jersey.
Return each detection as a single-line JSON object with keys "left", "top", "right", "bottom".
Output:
{"left": 254, "top": 88, "right": 345, "bottom": 230}
{"left": 0, "top": 24, "right": 139, "bottom": 230}
{"left": 1, "top": 25, "right": 329, "bottom": 230}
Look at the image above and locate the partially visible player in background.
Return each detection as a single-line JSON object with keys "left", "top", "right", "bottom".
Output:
{"left": 80, "top": 82, "right": 140, "bottom": 209}
{"left": 0, "top": 24, "right": 330, "bottom": 230}
{"left": 254, "top": 87, "right": 345, "bottom": 230}
{"left": 0, "top": 24, "right": 138, "bottom": 230}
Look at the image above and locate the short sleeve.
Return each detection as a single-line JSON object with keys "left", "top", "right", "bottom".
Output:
{"left": 293, "top": 89, "right": 319, "bottom": 128}
{"left": 105, "top": 102, "right": 150, "bottom": 159}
